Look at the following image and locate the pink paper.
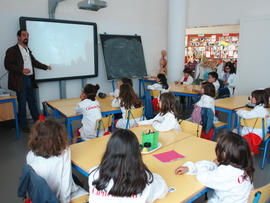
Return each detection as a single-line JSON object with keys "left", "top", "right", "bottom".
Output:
{"left": 153, "top": 150, "right": 185, "bottom": 163}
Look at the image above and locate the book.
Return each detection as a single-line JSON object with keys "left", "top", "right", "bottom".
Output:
{"left": 153, "top": 150, "right": 185, "bottom": 163}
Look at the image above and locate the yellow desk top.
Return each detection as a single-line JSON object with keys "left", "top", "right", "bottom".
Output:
{"left": 145, "top": 136, "right": 216, "bottom": 203}
{"left": 71, "top": 135, "right": 216, "bottom": 203}
{"left": 215, "top": 95, "right": 248, "bottom": 110}
{"left": 70, "top": 126, "right": 193, "bottom": 174}
{"left": 46, "top": 96, "right": 120, "bottom": 117}
{"left": 0, "top": 95, "right": 16, "bottom": 100}
{"left": 169, "top": 83, "right": 201, "bottom": 94}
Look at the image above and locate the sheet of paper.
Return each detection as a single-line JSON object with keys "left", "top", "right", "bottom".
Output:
{"left": 153, "top": 150, "right": 185, "bottom": 163}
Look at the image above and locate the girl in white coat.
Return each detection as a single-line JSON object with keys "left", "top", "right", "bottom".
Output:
{"left": 88, "top": 129, "right": 168, "bottom": 203}
{"left": 175, "top": 132, "right": 254, "bottom": 203}
{"left": 112, "top": 83, "right": 142, "bottom": 129}
{"left": 237, "top": 90, "right": 270, "bottom": 139}
{"left": 137, "top": 92, "right": 181, "bottom": 131}
{"left": 74, "top": 84, "right": 102, "bottom": 142}
{"left": 108, "top": 77, "right": 133, "bottom": 98}
{"left": 147, "top": 73, "right": 169, "bottom": 92}
{"left": 217, "top": 62, "right": 237, "bottom": 98}
{"left": 176, "top": 68, "right": 193, "bottom": 85}
{"left": 27, "top": 119, "right": 87, "bottom": 203}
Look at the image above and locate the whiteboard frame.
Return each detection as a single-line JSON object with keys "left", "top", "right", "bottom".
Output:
{"left": 19, "top": 16, "right": 98, "bottom": 82}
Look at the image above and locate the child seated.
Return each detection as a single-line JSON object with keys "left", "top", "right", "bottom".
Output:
{"left": 137, "top": 92, "right": 181, "bottom": 131}
{"left": 175, "top": 132, "right": 254, "bottom": 203}
{"left": 176, "top": 68, "right": 193, "bottom": 85}
{"left": 88, "top": 129, "right": 168, "bottom": 203}
{"left": 236, "top": 90, "right": 270, "bottom": 153}
{"left": 108, "top": 78, "right": 133, "bottom": 98}
{"left": 208, "top": 71, "right": 220, "bottom": 91}
{"left": 27, "top": 119, "right": 87, "bottom": 202}
{"left": 112, "top": 83, "right": 142, "bottom": 129}
{"left": 74, "top": 83, "right": 102, "bottom": 142}
{"left": 148, "top": 73, "right": 169, "bottom": 92}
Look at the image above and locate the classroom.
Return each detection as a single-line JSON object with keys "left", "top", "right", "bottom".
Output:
{"left": 1, "top": 0, "right": 270, "bottom": 202}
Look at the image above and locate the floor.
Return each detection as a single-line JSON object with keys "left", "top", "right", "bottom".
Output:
{"left": 1, "top": 108, "right": 270, "bottom": 203}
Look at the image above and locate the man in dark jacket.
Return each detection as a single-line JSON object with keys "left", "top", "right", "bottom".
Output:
{"left": 4, "top": 29, "right": 51, "bottom": 132}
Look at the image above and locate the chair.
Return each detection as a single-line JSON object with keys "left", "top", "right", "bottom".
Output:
{"left": 42, "top": 102, "right": 67, "bottom": 124}
{"left": 248, "top": 182, "right": 270, "bottom": 203}
{"left": 238, "top": 117, "right": 270, "bottom": 169}
{"left": 150, "top": 90, "right": 162, "bottom": 98}
{"left": 178, "top": 119, "right": 202, "bottom": 137}
{"left": 70, "top": 194, "right": 89, "bottom": 203}
{"left": 125, "top": 106, "right": 145, "bottom": 129}
{"left": 95, "top": 115, "right": 114, "bottom": 137}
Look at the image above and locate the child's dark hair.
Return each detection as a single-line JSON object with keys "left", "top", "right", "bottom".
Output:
{"left": 208, "top": 72, "right": 218, "bottom": 80}
{"left": 215, "top": 132, "right": 254, "bottom": 183}
{"left": 28, "top": 118, "right": 69, "bottom": 158}
{"left": 224, "top": 62, "right": 236, "bottom": 74}
{"left": 183, "top": 68, "right": 192, "bottom": 75}
{"left": 159, "top": 92, "right": 179, "bottom": 119}
{"left": 264, "top": 88, "right": 270, "bottom": 100}
{"left": 91, "top": 129, "right": 153, "bottom": 196}
{"left": 157, "top": 73, "right": 168, "bottom": 89}
{"left": 119, "top": 83, "right": 141, "bottom": 109}
{"left": 83, "top": 83, "right": 100, "bottom": 101}
{"left": 251, "top": 90, "right": 269, "bottom": 108}
{"left": 202, "top": 82, "right": 216, "bottom": 98}
{"left": 121, "top": 78, "right": 133, "bottom": 87}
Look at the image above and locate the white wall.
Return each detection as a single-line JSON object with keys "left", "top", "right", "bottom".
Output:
{"left": 0, "top": 0, "right": 168, "bottom": 106}
{"left": 237, "top": 16, "right": 270, "bottom": 95}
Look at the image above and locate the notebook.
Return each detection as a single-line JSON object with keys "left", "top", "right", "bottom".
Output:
{"left": 153, "top": 150, "right": 185, "bottom": 163}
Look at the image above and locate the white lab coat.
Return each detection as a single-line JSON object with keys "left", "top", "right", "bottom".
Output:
{"left": 219, "top": 72, "right": 237, "bottom": 96}
{"left": 138, "top": 111, "right": 181, "bottom": 131}
{"left": 26, "top": 149, "right": 87, "bottom": 203}
{"left": 111, "top": 98, "right": 143, "bottom": 129}
{"left": 213, "top": 80, "right": 220, "bottom": 91}
{"left": 196, "top": 94, "right": 215, "bottom": 114}
{"left": 88, "top": 167, "right": 168, "bottom": 203}
{"left": 180, "top": 75, "right": 193, "bottom": 85}
{"left": 147, "top": 83, "right": 169, "bottom": 93}
{"left": 236, "top": 104, "right": 270, "bottom": 139}
{"left": 183, "top": 160, "right": 253, "bottom": 203}
{"left": 75, "top": 99, "right": 102, "bottom": 140}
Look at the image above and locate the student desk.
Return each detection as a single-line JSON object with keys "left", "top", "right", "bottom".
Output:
{"left": 70, "top": 130, "right": 216, "bottom": 203}
{"left": 169, "top": 83, "right": 201, "bottom": 104}
{"left": 70, "top": 126, "right": 193, "bottom": 176}
{"left": 138, "top": 77, "right": 156, "bottom": 99}
{"left": 0, "top": 95, "right": 20, "bottom": 139}
{"left": 44, "top": 96, "right": 121, "bottom": 140}
{"left": 215, "top": 95, "right": 248, "bottom": 129}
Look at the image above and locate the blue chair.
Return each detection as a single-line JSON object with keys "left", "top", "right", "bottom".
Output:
{"left": 238, "top": 117, "right": 270, "bottom": 169}
{"left": 125, "top": 106, "right": 145, "bottom": 129}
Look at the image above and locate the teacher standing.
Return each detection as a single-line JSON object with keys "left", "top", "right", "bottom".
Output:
{"left": 4, "top": 29, "right": 51, "bottom": 133}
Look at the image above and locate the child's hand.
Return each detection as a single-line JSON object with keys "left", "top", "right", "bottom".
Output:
{"left": 117, "top": 81, "right": 123, "bottom": 88}
{"left": 175, "top": 166, "right": 189, "bottom": 175}
{"left": 134, "top": 124, "right": 139, "bottom": 127}
{"left": 214, "top": 159, "right": 219, "bottom": 165}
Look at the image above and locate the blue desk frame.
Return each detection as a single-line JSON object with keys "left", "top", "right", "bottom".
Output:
{"left": 214, "top": 107, "right": 238, "bottom": 129}
{"left": 0, "top": 97, "right": 20, "bottom": 139}
{"left": 139, "top": 78, "right": 156, "bottom": 99}
{"left": 44, "top": 102, "right": 121, "bottom": 143}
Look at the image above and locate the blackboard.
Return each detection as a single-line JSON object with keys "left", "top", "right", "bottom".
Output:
{"left": 100, "top": 34, "right": 147, "bottom": 80}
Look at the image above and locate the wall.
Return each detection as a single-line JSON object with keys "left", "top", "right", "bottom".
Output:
{"left": 0, "top": 0, "right": 168, "bottom": 107}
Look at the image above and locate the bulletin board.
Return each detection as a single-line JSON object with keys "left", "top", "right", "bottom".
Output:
{"left": 185, "top": 33, "right": 239, "bottom": 63}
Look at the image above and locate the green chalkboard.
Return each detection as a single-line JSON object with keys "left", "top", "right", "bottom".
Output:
{"left": 100, "top": 34, "right": 147, "bottom": 80}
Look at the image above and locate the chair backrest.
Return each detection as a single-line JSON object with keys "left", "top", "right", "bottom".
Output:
{"left": 240, "top": 117, "right": 266, "bottom": 129}
{"left": 150, "top": 90, "right": 161, "bottom": 98}
{"left": 178, "top": 119, "right": 202, "bottom": 137}
{"left": 125, "top": 107, "right": 145, "bottom": 129}
{"left": 248, "top": 182, "right": 270, "bottom": 203}
{"left": 95, "top": 115, "right": 113, "bottom": 131}
{"left": 125, "top": 106, "right": 144, "bottom": 120}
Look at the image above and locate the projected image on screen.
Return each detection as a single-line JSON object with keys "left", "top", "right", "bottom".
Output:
{"left": 20, "top": 17, "right": 98, "bottom": 81}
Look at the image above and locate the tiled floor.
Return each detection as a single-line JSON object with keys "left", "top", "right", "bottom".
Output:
{"left": 1, "top": 109, "right": 270, "bottom": 202}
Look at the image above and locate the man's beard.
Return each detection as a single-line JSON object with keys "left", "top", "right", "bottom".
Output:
{"left": 23, "top": 39, "right": 28, "bottom": 45}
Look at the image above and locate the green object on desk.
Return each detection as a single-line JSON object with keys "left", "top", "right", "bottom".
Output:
{"left": 141, "top": 131, "right": 159, "bottom": 150}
